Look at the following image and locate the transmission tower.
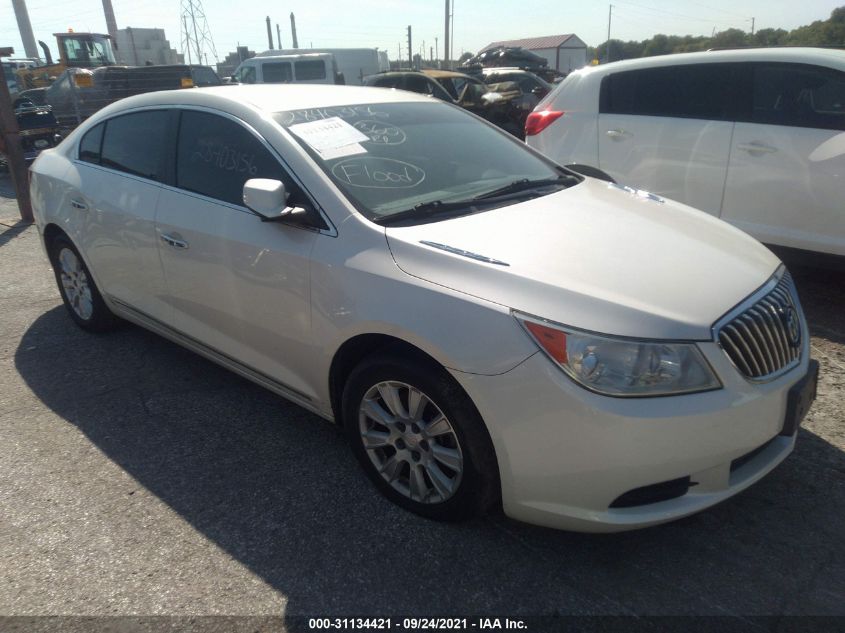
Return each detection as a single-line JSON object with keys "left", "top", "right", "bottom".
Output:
{"left": 180, "top": 0, "right": 218, "bottom": 65}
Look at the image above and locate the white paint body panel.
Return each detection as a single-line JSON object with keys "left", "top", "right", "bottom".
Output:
{"left": 28, "top": 85, "right": 812, "bottom": 532}
{"left": 386, "top": 178, "right": 778, "bottom": 341}
{"left": 723, "top": 123, "right": 845, "bottom": 256}
{"left": 597, "top": 115, "right": 733, "bottom": 217}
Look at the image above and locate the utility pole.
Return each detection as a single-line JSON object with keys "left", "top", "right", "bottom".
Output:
{"left": 0, "top": 48, "right": 33, "bottom": 223}
{"left": 443, "top": 0, "right": 450, "bottom": 69}
{"left": 101, "top": 0, "right": 119, "bottom": 54}
{"left": 10, "top": 0, "right": 38, "bottom": 59}
{"left": 290, "top": 13, "right": 299, "bottom": 49}
{"left": 266, "top": 16, "right": 273, "bottom": 49}
{"left": 451, "top": 0, "right": 455, "bottom": 66}
{"left": 407, "top": 25, "right": 412, "bottom": 70}
{"left": 606, "top": 4, "right": 613, "bottom": 63}
{"left": 430, "top": 46, "right": 433, "bottom": 62}
{"left": 435, "top": 37, "right": 438, "bottom": 64}
{"left": 751, "top": 17, "right": 756, "bottom": 36}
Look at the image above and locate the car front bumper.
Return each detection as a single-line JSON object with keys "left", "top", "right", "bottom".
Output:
{"left": 451, "top": 340, "right": 815, "bottom": 533}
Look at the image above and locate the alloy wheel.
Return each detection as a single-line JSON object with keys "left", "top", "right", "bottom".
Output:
{"left": 57, "top": 247, "right": 94, "bottom": 321}
{"left": 358, "top": 381, "right": 464, "bottom": 504}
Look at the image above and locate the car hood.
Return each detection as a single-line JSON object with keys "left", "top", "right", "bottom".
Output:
{"left": 384, "top": 178, "right": 780, "bottom": 340}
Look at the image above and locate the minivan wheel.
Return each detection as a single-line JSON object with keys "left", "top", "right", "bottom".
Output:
{"left": 48, "top": 235, "right": 118, "bottom": 332}
{"left": 342, "top": 353, "right": 499, "bottom": 521}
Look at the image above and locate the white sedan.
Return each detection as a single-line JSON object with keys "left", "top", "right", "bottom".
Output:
{"left": 29, "top": 85, "right": 818, "bottom": 532}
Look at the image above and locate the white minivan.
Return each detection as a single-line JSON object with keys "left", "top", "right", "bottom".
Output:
{"left": 232, "top": 52, "right": 341, "bottom": 85}
{"left": 526, "top": 48, "right": 845, "bottom": 258}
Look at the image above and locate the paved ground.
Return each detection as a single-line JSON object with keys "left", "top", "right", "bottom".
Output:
{"left": 1, "top": 173, "right": 843, "bottom": 629}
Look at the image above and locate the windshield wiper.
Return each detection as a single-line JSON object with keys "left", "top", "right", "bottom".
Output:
{"left": 375, "top": 175, "right": 578, "bottom": 226}
{"left": 472, "top": 175, "right": 575, "bottom": 201}
{"left": 376, "top": 198, "right": 493, "bottom": 226}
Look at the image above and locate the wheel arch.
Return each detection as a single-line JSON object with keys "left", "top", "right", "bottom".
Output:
{"left": 42, "top": 222, "right": 68, "bottom": 250}
{"left": 331, "top": 332, "right": 503, "bottom": 514}
{"left": 329, "top": 334, "right": 443, "bottom": 426}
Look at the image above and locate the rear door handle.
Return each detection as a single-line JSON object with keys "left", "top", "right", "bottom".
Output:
{"left": 606, "top": 128, "right": 632, "bottom": 140}
{"left": 160, "top": 233, "right": 189, "bottom": 249}
{"left": 737, "top": 142, "right": 778, "bottom": 155}
{"left": 70, "top": 198, "right": 87, "bottom": 210}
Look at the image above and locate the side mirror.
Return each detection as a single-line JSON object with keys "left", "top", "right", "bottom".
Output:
{"left": 243, "top": 179, "right": 306, "bottom": 222}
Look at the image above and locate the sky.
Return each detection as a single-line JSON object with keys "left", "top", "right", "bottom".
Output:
{"left": 1, "top": 0, "right": 842, "bottom": 65}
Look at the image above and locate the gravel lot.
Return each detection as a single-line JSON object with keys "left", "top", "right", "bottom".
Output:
{"left": 1, "top": 173, "right": 843, "bottom": 630}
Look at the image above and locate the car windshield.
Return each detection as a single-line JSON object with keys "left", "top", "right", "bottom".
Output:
{"left": 274, "top": 101, "right": 574, "bottom": 223}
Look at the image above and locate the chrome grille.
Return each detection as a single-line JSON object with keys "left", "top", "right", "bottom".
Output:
{"left": 717, "top": 272, "right": 802, "bottom": 380}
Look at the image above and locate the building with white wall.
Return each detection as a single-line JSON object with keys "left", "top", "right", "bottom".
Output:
{"left": 115, "top": 28, "right": 181, "bottom": 66}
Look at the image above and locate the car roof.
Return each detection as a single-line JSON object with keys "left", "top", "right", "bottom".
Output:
{"left": 88, "top": 84, "right": 434, "bottom": 116}
{"left": 577, "top": 47, "right": 845, "bottom": 78}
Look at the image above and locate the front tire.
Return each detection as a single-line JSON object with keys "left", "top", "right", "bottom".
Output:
{"left": 48, "top": 235, "right": 118, "bottom": 332}
{"left": 342, "top": 353, "right": 499, "bottom": 521}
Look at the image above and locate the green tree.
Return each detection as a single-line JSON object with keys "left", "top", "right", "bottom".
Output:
{"left": 710, "top": 28, "right": 750, "bottom": 49}
{"left": 751, "top": 28, "right": 788, "bottom": 47}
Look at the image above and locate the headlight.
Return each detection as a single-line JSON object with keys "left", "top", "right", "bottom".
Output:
{"left": 515, "top": 312, "right": 721, "bottom": 397}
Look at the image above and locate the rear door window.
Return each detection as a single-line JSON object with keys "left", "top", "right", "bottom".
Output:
{"left": 99, "top": 110, "right": 170, "bottom": 181}
{"left": 600, "top": 63, "right": 745, "bottom": 121}
{"left": 263, "top": 62, "right": 292, "bottom": 83}
{"left": 175, "top": 110, "right": 289, "bottom": 206}
{"left": 750, "top": 63, "right": 845, "bottom": 130}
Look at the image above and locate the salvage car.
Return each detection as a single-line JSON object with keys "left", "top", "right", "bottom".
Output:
{"left": 526, "top": 47, "right": 845, "bottom": 258}
{"left": 29, "top": 85, "right": 817, "bottom": 532}
{"left": 364, "top": 69, "right": 528, "bottom": 138}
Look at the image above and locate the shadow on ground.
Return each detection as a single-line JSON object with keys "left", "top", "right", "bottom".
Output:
{"left": 13, "top": 280, "right": 845, "bottom": 618}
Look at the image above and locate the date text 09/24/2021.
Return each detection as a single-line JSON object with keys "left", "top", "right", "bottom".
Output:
{"left": 307, "top": 617, "right": 528, "bottom": 630}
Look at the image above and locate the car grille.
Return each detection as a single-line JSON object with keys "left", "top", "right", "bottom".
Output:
{"left": 717, "top": 272, "right": 802, "bottom": 380}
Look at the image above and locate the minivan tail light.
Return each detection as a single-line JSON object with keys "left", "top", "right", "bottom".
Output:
{"left": 525, "top": 110, "right": 564, "bottom": 136}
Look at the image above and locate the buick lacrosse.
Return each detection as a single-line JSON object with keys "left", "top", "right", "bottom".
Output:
{"left": 29, "top": 85, "right": 818, "bottom": 531}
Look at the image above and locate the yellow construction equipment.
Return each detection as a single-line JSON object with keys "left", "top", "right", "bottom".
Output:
{"left": 16, "top": 32, "right": 116, "bottom": 90}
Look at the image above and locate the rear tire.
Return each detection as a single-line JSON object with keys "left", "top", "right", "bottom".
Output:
{"left": 48, "top": 235, "right": 118, "bottom": 332}
{"left": 342, "top": 352, "right": 499, "bottom": 521}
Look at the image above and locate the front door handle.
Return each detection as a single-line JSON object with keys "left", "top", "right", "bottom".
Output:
{"left": 606, "top": 128, "right": 632, "bottom": 140}
{"left": 160, "top": 233, "right": 189, "bottom": 249}
{"left": 70, "top": 198, "right": 87, "bottom": 210}
{"left": 737, "top": 141, "right": 778, "bottom": 156}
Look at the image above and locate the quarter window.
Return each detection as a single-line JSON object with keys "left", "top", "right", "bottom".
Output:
{"left": 99, "top": 111, "right": 170, "bottom": 180}
{"left": 79, "top": 122, "right": 104, "bottom": 164}
{"left": 176, "top": 110, "right": 288, "bottom": 206}
{"left": 600, "top": 64, "right": 742, "bottom": 121}
{"left": 751, "top": 63, "right": 845, "bottom": 130}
